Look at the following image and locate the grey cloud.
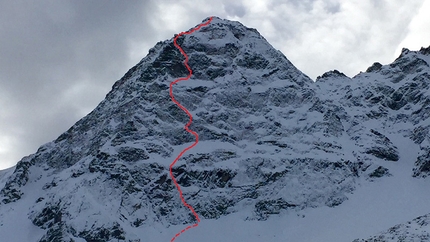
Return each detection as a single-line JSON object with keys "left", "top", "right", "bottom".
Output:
{"left": 325, "top": 2, "right": 341, "bottom": 14}
{"left": 0, "top": 0, "right": 159, "bottom": 168}
{"left": 223, "top": 1, "right": 247, "bottom": 18}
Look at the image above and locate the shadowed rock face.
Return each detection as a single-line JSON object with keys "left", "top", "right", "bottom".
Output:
{"left": 0, "top": 16, "right": 430, "bottom": 241}
{"left": 413, "top": 147, "right": 430, "bottom": 177}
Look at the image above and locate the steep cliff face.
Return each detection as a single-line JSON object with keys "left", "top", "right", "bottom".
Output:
{"left": 0, "top": 17, "right": 429, "bottom": 242}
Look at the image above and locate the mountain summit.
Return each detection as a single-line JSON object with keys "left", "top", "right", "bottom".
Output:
{"left": 1, "top": 16, "right": 430, "bottom": 242}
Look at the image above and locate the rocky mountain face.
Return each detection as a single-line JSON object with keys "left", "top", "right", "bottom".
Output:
{"left": 0, "top": 16, "right": 429, "bottom": 241}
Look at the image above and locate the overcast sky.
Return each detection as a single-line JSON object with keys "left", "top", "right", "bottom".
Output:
{"left": 1, "top": 0, "right": 429, "bottom": 170}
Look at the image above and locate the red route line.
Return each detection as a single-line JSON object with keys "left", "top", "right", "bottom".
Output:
{"left": 169, "top": 17, "right": 213, "bottom": 242}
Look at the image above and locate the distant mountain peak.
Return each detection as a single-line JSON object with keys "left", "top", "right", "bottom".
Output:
{"left": 316, "top": 69, "right": 349, "bottom": 81}
{"left": 419, "top": 45, "right": 430, "bottom": 55}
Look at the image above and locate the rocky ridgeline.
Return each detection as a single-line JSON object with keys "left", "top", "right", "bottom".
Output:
{"left": 353, "top": 213, "right": 430, "bottom": 242}
{"left": 0, "top": 17, "right": 429, "bottom": 241}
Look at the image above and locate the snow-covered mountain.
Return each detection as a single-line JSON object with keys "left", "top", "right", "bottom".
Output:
{"left": 0, "top": 16, "right": 429, "bottom": 242}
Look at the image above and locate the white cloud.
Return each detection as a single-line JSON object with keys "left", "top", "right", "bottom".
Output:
{"left": 0, "top": 135, "right": 17, "bottom": 169}
{"left": 395, "top": 0, "right": 430, "bottom": 56}
{"left": 152, "top": 2, "right": 190, "bottom": 33}
{"left": 239, "top": 0, "right": 425, "bottom": 79}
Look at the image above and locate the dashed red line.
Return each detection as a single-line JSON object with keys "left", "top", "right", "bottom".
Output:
{"left": 169, "top": 17, "right": 213, "bottom": 242}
